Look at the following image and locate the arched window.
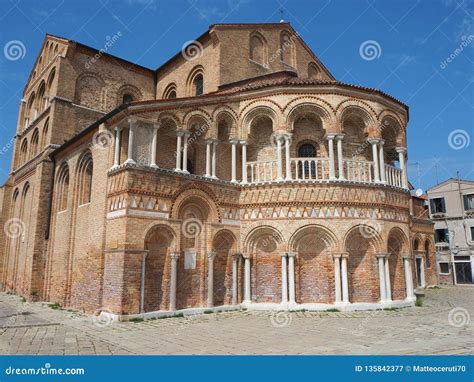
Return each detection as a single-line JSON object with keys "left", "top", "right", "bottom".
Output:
{"left": 249, "top": 32, "right": 267, "bottom": 65}
{"left": 36, "top": 81, "right": 46, "bottom": 112}
{"left": 280, "top": 31, "right": 295, "bottom": 65}
{"left": 163, "top": 83, "right": 177, "bottom": 99}
{"left": 122, "top": 94, "right": 134, "bottom": 104}
{"left": 57, "top": 164, "right": 69, "bottom": 212}
{"left": 30, "top": 129, "right": 39, "bottom": 157}
{"left": 77, "top": 152, "right": 93, "bottom": 205}
{"left": 25, "top": 93, "right": 36, "bottom": 127}
{"left": 298, "top": 143, "right": 317, "bottom": 178}
{"left": 308, "top": 62, "right": 321, "bottom": 79}
{"left": 20, "top": 139, "right": 28, "bottom": 164}
{"left": 46, "top": 68, "right": 56, "bottom": 107}
{"left": 194, "top": 74, "right": 203, "bottom": 96}
{"left": 41, "top": 119, "right": 49, "bottom": 149}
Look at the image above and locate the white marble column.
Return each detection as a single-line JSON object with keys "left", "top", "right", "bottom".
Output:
{"left": 368, "top": 138, "right": 380, "bottom": 183}
{"left": 377, "top": 254, "right": 387, "bottom": 302}
{"left": 125, "top": 119, "right": 136, "bottom": 165}
{"left": 230, "top": 140, "right": 238, "bottom": 183}
{"left": 378, "top": 139, "right": 386, "bottom": 184}
{"left": 182, "top": 132, "right": 189, "bottom": 173}
{"left": 284, "top": 134, "right": 292, "bottom": 181}
{"left": 211, "top": 140, "right": 218, "bottom": 178}
{"left": 287, "top": 252, "right": 296, "bottom": 304}
{"left": 396, "top": 147, "right": 408, "bottom": 189}
{"left": 276, "top": 135, "right": 283, "bottom": 181}
{"left": 150, "top": 124, "right": 159, "bottom": 168}
{"left": 175, "top": 132, "right": 183, "bottom": 171}
{"left": 205, "top": 140, "right": 211, "bottom": 177}
{"left": 207, "top": 252, "right": 216, "bottom": 307}
{"left": 326, "top": 134, "right": 336, "bottom": 180}
{"left": 333, "top": 254, "right": 342, "bottom": 303}
{"left": 140, "top": 252, "right": 148, "bottom": 313}
{"left": 403, "top": 255, "right": 415, "bottom": 300}
{"left": 240, "top": 140, "right": 248, "bottom": 184}
{"left": 244, "top": 255, "right": 251, "bottom": 302}
{"left": 384, "top": 254, "right": 392, "bottom": 301}
{"left": 169, "top": 252, "right": 180, "bottom": 311}
{"left": 112, "top": 126, "right": 122, "bottom": 169}
{"left": 341, "top": 253, "right": 349, "bottom": 303}
{"left": 280, "top": 253, "right": 288, "bottom": 304}
{"left": 231, "top": 253, "right": 239, "bottom": 305}
{"left": 336, "top": 134, "right": 345, "bottom": 180}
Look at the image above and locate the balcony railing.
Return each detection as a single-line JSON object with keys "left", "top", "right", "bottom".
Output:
{"left": 244, "top": 157, "right": 405, "bottom": 188}
{"left": 384, "top": 164, "right": 403, "bottom": 188}
{"left": 290, "top": 157, "right": 330, "bottom": 181}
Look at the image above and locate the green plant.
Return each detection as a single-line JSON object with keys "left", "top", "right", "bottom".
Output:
{"left": 325, "top": 308, "right": 340, "bottom": 312}
{"left": 31, "top": 290, "right": 38, "bottom": 296}
{"left": 428, "top": 285, "right": 441, "bottom": 289}
{"left": 204, "top": 310, "right": 213, "bottom": 314}
{"left": 383, "top": 307, "right": 399, "bottom": 311}
{"left": 48, "top": 303, "right": 61, "bottom": 310}
{"left": 129, "top": 317, "right": 144, "bottom": 323}
{"left": 415, "top": 298, "right": 423, "bottom": 307}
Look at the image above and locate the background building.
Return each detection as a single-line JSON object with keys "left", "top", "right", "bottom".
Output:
{"left": 427, "top": 178, "right": 474, "bottom": 284}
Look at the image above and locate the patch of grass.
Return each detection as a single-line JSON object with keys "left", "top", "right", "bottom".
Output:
{"left": 415, "top": 298, "right": 423, "bottom": 307}
{"left": 48, "top": 303, "right": 61, "bottom": 310}
{"left": 129, "top": 317, "right": 144, "bottom": 323}
{"left": 21, "top": 297, "right": 26, "bottom": 302}
{"left": 428, "top": 285, "right": 441, "bottom": 289}
{"left": 325, "top": 308, "right": 340, "bottom": 312}
{"left": 204, "top": 310, "right": 213, "bottom": 314}
{"left": 31, "top": 290, "right": 38, "bottom": 297}
{"left": 383, "top": 307, "right": 399, "bottom": 311}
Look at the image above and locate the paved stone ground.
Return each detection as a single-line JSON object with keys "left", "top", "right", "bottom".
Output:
{"left": 0, "top": 286, "right": 472, "bottom": 355}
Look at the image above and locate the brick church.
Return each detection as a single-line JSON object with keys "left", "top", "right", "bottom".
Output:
{"left": 0, "top": 23, "right": 438, "bottom": 319}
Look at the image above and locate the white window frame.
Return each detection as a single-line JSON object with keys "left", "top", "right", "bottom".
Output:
{"left": 438, "top": 262, "right": 450, "bottom": 275}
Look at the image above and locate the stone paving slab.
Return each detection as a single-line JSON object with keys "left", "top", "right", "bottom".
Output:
{"left": 0, "top": 286, "right": 472, "bottom": 355}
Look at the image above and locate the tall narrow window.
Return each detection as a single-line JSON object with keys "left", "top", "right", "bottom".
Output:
{"left": 194, "top": 74, "right": 203, "bottom": 96}
{"left": 77, "top": 152, "right": 93, "bottom": 205}
{"left": 30, "top": 129, "right": 39, "bottom": 157}
{"left": 57, "top": 165, "right": 69, "bottom": 212}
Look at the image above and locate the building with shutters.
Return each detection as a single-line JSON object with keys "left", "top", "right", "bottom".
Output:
{"left": 427, "top": 178, "right": 474, "bottom": 285}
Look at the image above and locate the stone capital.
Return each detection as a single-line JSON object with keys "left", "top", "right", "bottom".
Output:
{"left": 375, "top": 252, "right": 390, "bottom": 259}
{"left": 367, "top": 138, "right": 381, "bottom": 145}
{"left": 325, "top": 133, "right": 338, "bottom": 140}
{"left": 207, "top": 251, "right": 217, "bottom": 260}
{"left": 395, "top": 146, "right": 406, "bottom": 154}
{"left": 229, "top": 139, "right": 239, "bottom": 145}
{"left": 114, "top": 126, "right": 123, "bottom": 133}
{"left": 401, "top": 253, "right": 411, "bottom": 260}
{"left": 286, "top": 252, "right": 296, "bottom": 258}
{"left": 239, "top": 140, "right": 248, "bottom": 146}
{"left": 128, "top": 117, "right": 138, "bottom": 125}
{"left": 169, "top": 252, "right": 181, "bottom": 260}
{"left": 334, "top": 133, "right": 345, "bottom": 141}
{"left": 280, "top": 252, "right": 288, "bottom": 258}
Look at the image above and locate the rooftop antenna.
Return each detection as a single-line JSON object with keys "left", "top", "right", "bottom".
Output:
{"left": 279, "top": 8, "right": 285, "bottom": 22}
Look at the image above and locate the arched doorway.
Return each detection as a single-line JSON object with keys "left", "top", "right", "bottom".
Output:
{"left": 144, "top": 226, "right": 176, "bottom": 312}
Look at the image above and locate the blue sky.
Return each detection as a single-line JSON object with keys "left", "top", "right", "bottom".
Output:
{"left": 0, "top": 0, "right": 472, "bottom": 192}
